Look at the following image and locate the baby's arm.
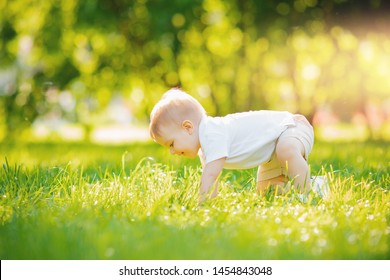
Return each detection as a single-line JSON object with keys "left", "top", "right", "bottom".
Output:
{"left": 199, "top": 157, "right": 226, "bottom": 204}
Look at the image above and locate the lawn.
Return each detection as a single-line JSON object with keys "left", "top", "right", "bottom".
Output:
{"left": 0, "top": 140, "right": 389, "bottom": 259}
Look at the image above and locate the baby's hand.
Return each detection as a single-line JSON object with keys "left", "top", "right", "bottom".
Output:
{"left": 198, "top": 158, "right": 224, "bottom": 205}
{"left": 198, "top": 193, "right": 207, "bottom": 205}
{"left": 198, "top": 183, "right": 219, "bottom": 206}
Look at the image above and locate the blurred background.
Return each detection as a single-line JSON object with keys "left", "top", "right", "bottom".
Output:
{"left": 1, "top": 0, "right": 389, "bottom": 144}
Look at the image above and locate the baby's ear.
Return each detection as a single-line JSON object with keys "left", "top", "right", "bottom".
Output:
{"left": 182, "top": 120, "right": 194, "bottom": 134}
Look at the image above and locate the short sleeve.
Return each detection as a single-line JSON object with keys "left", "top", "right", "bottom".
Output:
{"left": 199, "top": 117, "right": 228, "bottom": 165}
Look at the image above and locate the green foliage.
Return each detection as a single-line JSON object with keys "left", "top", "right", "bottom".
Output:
{"left": 0, "top": 141, "right": 389, "bottom": 259}
{"left": 1, "top": 0, "right": 390, "bottom": 140}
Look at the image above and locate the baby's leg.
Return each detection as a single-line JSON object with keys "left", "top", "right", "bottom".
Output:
{"left": 275, "top": 137, "right": 311, "bottom": 193}
{"left": 257, "top": 175, "right": 289, "bottom": 195}
{"left": 256, "top": 154, "right": 290, "bottom": 195}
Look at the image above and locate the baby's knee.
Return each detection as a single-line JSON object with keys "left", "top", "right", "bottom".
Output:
{"left": 256, "top": 175, "right": 287, "bottom": 193}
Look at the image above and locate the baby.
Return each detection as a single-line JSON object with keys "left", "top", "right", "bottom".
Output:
{"left": 149, "top": 88, "right": 316, "bottom": 203}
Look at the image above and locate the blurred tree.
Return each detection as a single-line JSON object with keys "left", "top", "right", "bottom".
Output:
{"left": 0, "top": 0, "right": 389, "bottom": 141}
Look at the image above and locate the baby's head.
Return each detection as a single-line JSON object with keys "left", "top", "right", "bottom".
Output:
{"left": 149, "top": 88, "right": 206, "bottom": 140}
{"left": 149, "top": 88, "right": 206, "bottom": 157}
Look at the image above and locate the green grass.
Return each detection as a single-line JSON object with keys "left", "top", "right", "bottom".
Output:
{"left": 0, "top": 141, "right": 389, "bottom": 259}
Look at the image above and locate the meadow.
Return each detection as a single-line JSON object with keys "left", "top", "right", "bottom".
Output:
{"left": 0, "top": 140, "right": 389, "bottom": 259}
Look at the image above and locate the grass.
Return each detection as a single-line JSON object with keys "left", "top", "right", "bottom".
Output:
{"left": 0, "top": 140, "right": 389, "bottom": 259}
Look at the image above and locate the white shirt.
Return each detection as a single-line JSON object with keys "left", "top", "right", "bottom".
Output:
{"left": 198, "top": 110, "right": 296, "bottom": 169}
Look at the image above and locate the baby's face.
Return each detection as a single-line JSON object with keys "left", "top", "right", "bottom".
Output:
{"left": 156, "top": 122, "right": 200, "bottom": 158}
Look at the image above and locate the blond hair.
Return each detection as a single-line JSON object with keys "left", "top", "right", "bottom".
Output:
{"left": 149, "top": 88, "right": 206, "bottom": 141}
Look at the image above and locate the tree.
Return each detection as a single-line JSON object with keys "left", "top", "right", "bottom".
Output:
{"left": 1, "top": 0, "right": 389, "bottom": 141}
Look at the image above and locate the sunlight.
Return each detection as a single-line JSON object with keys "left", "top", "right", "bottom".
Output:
{"left": 302, "top": 63, "right": 320, "bottom": 80}
{"left": 359, "top": 41, "right": 375, "bottom": 62}
{"left": 91, "top": 125, "right": 149, "bottom": 144}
